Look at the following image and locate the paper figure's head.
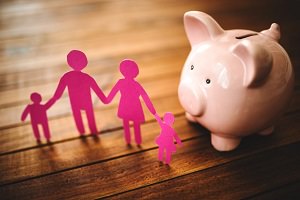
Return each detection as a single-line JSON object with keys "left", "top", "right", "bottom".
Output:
{"left": 30, "top": 92, "right": 42, "bottom": 103}
{"left": 164, "top": 112, "right": 175, "bottom": 125}
{"left": 67, "top": 50, "right": 88, "bottom": 71}
{"left": 120, "top": 59, "right": 139, "bottom": 78}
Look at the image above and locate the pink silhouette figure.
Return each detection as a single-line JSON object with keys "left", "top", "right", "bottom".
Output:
{"left": 106, "top": 59, "right": 156, "bottom": 145}
{"left": 50, "top": 50, "right": 107, "bottom": 135}
{"left": 21, "top": 92, "right": 55, "bottom": 142}
{"left": 154, "top": 113, "right": 182, "bottom": 165}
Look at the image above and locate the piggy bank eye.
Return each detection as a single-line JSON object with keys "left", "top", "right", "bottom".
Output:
{"left": 191, "top": 65, "right": 194, "bottom": 70}
{"left": 206, "top": 79, "right": 211, "bottom": 84}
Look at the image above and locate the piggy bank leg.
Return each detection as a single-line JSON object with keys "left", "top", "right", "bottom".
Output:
{"left": 258, "top": 126, "right": 274, "bottom": 136}
{"left": 211, "top": 133, "right": 241, "bottom": 151}
{"left": 185, "top": 112, "right": 198, "bottom": 123}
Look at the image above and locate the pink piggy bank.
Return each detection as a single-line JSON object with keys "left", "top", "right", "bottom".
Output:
{"left": 178, "top": 11, "right": 294, "bottom": 151}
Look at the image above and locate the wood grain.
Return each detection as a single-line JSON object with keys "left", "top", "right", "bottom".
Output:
{"left": 1, "top": 0, "right": 299, "bottom": 199}
{"left": 247, "top": 181, "right": 300, "bottom": 200}
{"left": 0, "top": 115, "right": 201, "bottom": 186}
{"left": 1, "top": 112, "right": 299, "bottom": 199}
{"left": 106, "top": 142, "right": 300, "bottom": 200}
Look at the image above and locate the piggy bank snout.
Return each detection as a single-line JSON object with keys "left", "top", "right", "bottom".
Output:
{"left": 178, "top": 82, "right": 205, "bottom": 116}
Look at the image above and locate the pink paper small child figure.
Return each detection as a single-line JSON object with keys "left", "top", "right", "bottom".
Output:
{"left": 107, "top": 59, "right": 156, "bottom": 145}
{"left": 50, "top": 50, "right": 107, "bottom": 135}
{"left": 154, "top": 112, "right": 182, "bottom": 165}
{"left": 21, "top": 92, "right": 55, "bottom": 142}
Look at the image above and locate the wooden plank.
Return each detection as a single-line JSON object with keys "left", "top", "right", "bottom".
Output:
{"left": 0, "top": 112, "right": 299, "bottom": 199}
{"left": 0, "top": 45, "right": 188, "bottom": 91}
{"left": 0, "top": 25, "right": 187, "bottom": 74}
{"left": 106, "top": 142, "right": 300, "bottom": 200}
{"left": 0, "top": 1, "right": 198, "bottom": 37}
{"left": 0, "top": 115, "right": 202, "bottom": 186}
{"left": 0, "top": 0, "right": 279, "bottom": 38}
{"left": 0, "top": 0, "right": 276, "bottom": 17}
{"left": 247, "top": 181, "right": 300, "bottom": 200}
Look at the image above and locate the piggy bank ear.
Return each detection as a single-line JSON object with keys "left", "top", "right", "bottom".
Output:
{"left": 260, "top": 23, "right": 281, "bottom": 41}
{"left": 184, "top": 11, "right": 224, "bottom": 46}
{"left": 232, "top": 40, "right": 273, "bottom": 87}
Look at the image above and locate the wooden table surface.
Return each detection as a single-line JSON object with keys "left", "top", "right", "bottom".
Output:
{"left": 0, "top": 0, "right": 299, "bottom": 199}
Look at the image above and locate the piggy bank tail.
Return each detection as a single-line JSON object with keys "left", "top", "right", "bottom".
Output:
{"left": 260, "top": 23, "right": 281, "bottom": 41}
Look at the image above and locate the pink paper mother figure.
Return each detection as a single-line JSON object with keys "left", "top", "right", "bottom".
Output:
{"left": 106, "top": 59, "right": 156, "bottom": 145}
{"left": 21, "top": 92, "right": 55, "bottom": 142}
{"left": 154, "top": 113, "right": 182, "bottom": 165}
{"left": 50, "top": 50, "right": 107, "bottom": 135}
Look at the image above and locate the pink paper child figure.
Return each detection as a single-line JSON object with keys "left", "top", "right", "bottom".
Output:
{"left": 21, "top": 92, "right": 55, "bottom": 142}
{"left": 154, "top": 112, "right": 182, "bottom": 165}
{"left": 50, "top": 50, "right": 107, "bottom": 135}
{"left": 106, "top": 59, "right": 156, "bottom": 145}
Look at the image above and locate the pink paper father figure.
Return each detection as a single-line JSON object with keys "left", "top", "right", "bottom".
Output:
{"left": 154, "top": 113, "right": 182, "bottom": 165}
{"left": 21, "top": 92, "right": 55, "bottom": 142}
{"left": 50, "top": 50, "right": 107, "bottom": 135}
{"left": 106, "top": 59, "right": 156, "bottom": 145}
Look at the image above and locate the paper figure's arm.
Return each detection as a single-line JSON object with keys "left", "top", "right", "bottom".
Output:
{"left": 91, "top": 78, "right": 107, "bottom": 103}
{"left": 53, "top": 75, "right": 67, "bottom": 101}
{"left": 106, "top": 81, "right": 120, "bottom": 103}
{"left": 174, "top": 132, "right": 182, "bottom": 146}
{"left": 154, "top": 113, "right": 163, "bottom": 126}
{"left": 45, "top": 97, "right": 56, "bottom": 109}
{"left": 137, "top": 83, "right": 156, "bottom": 115}
{"left": 21, "top": 106, "right": 30, "bottom": 121}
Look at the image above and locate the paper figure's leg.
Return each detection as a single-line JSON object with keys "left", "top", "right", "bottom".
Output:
{"left": 32, "top": 123, "right": 40, "bottom": 141}
{"left": 42, "top": 122, "right": 51, "bottom": 141}
{"left": 86, "top": 107, "right": 98, "bottom": 134}
{"left": 165, "top": 150, "right": 172, "bottom": 165}
{"left": 71, "top": 107, "right": 85, "bottom": 135}
{"left": 133, "top": 122, "right": 142, "bottom": 145}
{"left": 123, "top": 120, "right": 131, "bottom": 144}
{"left": 158, "top": 147, "right": 163, "bottom": 161}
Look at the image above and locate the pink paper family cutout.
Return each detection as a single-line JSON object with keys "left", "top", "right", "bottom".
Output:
{"left": 106, "top": 59, "right": 156, "bottom": 145}
{"left": 21, "top": 92, "right": 55, "bottom": 142}
{"left": 154, "top": 113, "right": 182, "bottom": 165}
{"left": 50, "top": 50, "right": 107, "bottom": 135}
{"left": 21, "top": 50, "right": 182, "bottom": 164}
